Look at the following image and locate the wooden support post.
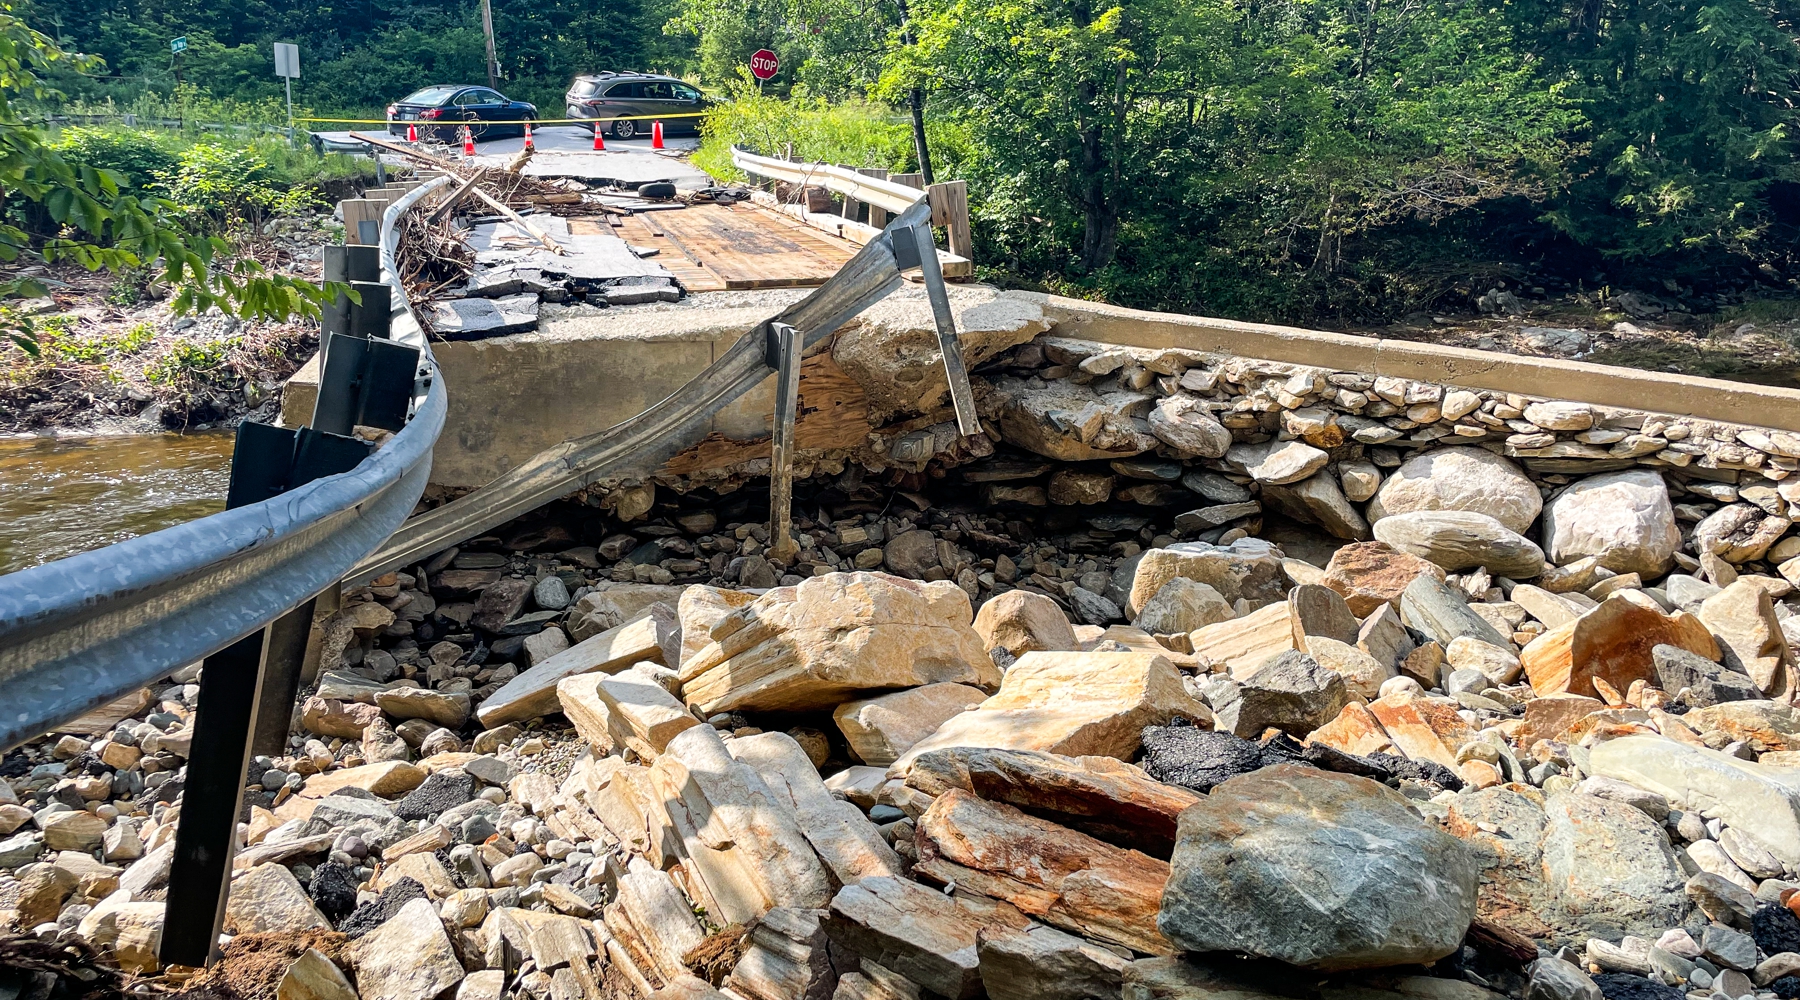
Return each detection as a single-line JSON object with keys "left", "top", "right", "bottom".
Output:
{"left": 865, "top": 168, "right": 891, "bottom": 228}
{"left": 927, "top": 180, "right": 973, "bottom": 262}
{"left": 340, "top": 199, "right": 385, "bottom": 245}
{"left": 891, "top": 172, "right": 924, "bottom": 191}
{"left": 841, "top": 165, "right": 861, "bottom": 225}
{"left": 766, "top": 321, "right": 802, "bottom": 565}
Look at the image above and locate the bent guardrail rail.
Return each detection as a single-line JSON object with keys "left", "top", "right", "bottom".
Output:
{"left": 349, "top": 195, "right": 937, "bottom": 583}
{"left": 0, "top": 175, "right": 453, "bottom": 753}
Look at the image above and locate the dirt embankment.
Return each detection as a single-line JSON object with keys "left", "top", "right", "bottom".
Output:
{"left": 0, "top": 212, "right": 338, "bottom": 436}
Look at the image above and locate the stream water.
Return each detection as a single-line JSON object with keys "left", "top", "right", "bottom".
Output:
{"left": 0, "top": 432, "right": 236, "bottom": 575}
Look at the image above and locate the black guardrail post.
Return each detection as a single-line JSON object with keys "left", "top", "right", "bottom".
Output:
{"left": 162, "top": 228, "right": 423, "bottom": 967}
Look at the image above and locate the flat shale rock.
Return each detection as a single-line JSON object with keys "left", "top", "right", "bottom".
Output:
{"left": 348, "top": 897, "right": 466, "bottom": 1000}
{"left": 1132, "top": 578, "right": 1234, "bottom": 635}
{"left": 993, "top": 377, "right": 1159, "bottom": 462}
{"left": 833, "top": 684, "right": 989, "bottom": 767}
{"left": 823, "top": 875, "right": 1029, "bottom": 1000}
{"left": 1158, "top": 763, "right": 1479, "bottom": 970}
{"left": 680, "top": 572, "right": 997, "bottom": 714}
{"left": 977, "top": 921, "right": 1131, "bottom": 1000}
{"left": 904, "top": 746, "right": 1201, "bottom": 857}
{"left": 892, "top": 651, "right": 1207, "bottom": 772}
{"left": 1590, "top": 735, "right": 1800, "bottom": 866}
{"left": 915, "top": 788, "right": 1173, "bottom": 955}
{"left": 729, "top": 731, "right": 905, "bottom": 886}
{"left": 559, "top": 662, "right": 699, "bottom": 758}
{"left": 476, "top": 604, "right": 678, "bottom": 726}
{"left": 1374, "top": 511, "right": 1547, "bottom": 578}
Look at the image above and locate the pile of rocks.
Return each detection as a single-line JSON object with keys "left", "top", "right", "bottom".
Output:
{"left": 16, "top": 320, "right": 1800, "bottom": 998}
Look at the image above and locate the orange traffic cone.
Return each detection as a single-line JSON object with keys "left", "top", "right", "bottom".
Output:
{"left": 406, "top": 122, "right": 418, "bottom": 142}
{"left": 462, "top": 126, "right": 476, "bottom": 157}
{"left": 651, "top": 121, "right": 664, "bottom": 149}
{"left": 523, "top": 122, "right": 534, "bottom": 150}
{"left": 592, "top": 126, "right": 605, "bottom": 150}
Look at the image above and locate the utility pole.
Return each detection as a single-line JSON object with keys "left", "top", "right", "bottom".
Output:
{"left": 481, "top": 0, "right": 500, "bottom": 90}
{"left": 894, "top": 0, "right": 934, "bottom": 184}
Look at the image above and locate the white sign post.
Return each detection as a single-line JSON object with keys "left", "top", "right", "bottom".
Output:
{"left": 273, "top": 42, "right": 300, "bottom": 144}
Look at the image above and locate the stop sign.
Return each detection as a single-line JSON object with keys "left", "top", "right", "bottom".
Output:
{"left": 750, "top": 49, "right": 780, "bottom": 80}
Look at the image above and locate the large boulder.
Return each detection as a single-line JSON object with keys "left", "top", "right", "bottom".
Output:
{"left": 1158, "top": 764, "right": 1479, "bottom": 970}
{"left": 1262, "top": 474, "right": 1371, "bottom": 541}
{"left": 1133, "top": 578, "right": 1234, "bottom": 635}
{"left": 892, "top": 651, "right": 1208, "bottom": 772}
{"left": 1590, "top": 735, "right": 1800, "bottom": 866}
{"left": 832, "top": 286, "right": 1047, "bottom": 423}
{"left": 1543, "top": 471, "right": 1681, "bottom": 577}
{"left": 1446, "top": 787, "right": 1690, "bottom": 948}
{"left": 1126, "top": 540, "right": 1289, "bottom": 618}
{"left": 1373, "top": 511, "right": 1546, "bottom": 578}
{"left": 1367, "top": 446, "right": 1542, "bottom": 534}
{"left": 833, "top": 684, "right": 989, "bottom": 766}
{"left": 1521, "top": 597, "right": 1719, "bottom": 699}
{"left": 679, "top": 572, "right": 998, "bottom": 714}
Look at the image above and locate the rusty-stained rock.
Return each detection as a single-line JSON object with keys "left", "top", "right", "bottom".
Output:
{"left": 1307, "top": 702, "right": 1396, "bottom": 756}
{"left": 1522, "top": 597, "right": 1720, "bottom": 698}
{"left": 1516, "top": 694, "right": 1606, "bottom": 745}
{"left": 892, "top": 651, "right": 1208, "bottom": 773}
{"left": 904, "top": 747, "right": 1201, "bottom": 858}
{"left": 680, "top": 572, "right": 998, "bottom": 715}
{"left": 1322, "top": 541, "right": 1447, "bottom": 617}
{"left": 1700, "top": 580, "right": 1800, "bottom": 700}
{"left": 915, "top": 789, "right": 1173, "bottom": 955}
{"left": 1683, "top": 702, "right": 1800, "bottom": 752}
{"left": 1365, "top": 691, "right": 1475, "bottom": 768}
{"left": 300, "top": 697, "right": 383, "bottom": 739}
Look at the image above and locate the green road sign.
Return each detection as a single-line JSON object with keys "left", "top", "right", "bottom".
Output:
{"left": 170, "top": 36, "right": 187, "bottom": 54}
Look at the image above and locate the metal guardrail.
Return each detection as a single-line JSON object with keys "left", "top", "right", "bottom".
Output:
{"left": 349, "top": 195, "right": 937, "bottom": 583}
{"left": 0, "top": 175, "right": 453, "bottom": 752}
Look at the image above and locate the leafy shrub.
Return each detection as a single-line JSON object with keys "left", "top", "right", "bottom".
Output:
{"left": 49, "top": 126, "right": 177, "bottom": 190}
{"left": 155, "top": 143, "right": 318, "bottom": 230}
{"left": 694, "top": 74, "right": 973, "bottom": 183}
{"left": 145, "top": 337, "right": 239, "bottom": 385}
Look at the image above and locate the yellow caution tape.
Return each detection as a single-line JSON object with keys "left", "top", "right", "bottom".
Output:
{"left": 296, "top": 112, "right": 709, "bottom": 125}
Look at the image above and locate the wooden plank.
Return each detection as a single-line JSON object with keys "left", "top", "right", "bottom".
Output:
{"left": 661, "top": 353, "right": 872, "bottom": 477}
{"left": 567, "top": 216, "right": 725, "bottom": 292}
{"left": 864, "top": 168, "right": 891, "bottom": 228}
{"left": 655, "top": 203, "right": 851, "bottom": 288}
{"left": 927, "top": 180, "right": 973, "bottom": 261}
{"left": 752, "top": 200, "right": 974, "bottom": 279}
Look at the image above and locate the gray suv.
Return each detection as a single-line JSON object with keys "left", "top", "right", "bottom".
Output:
{"left": 565, "top": 73, "right": 712, "bottom": 139}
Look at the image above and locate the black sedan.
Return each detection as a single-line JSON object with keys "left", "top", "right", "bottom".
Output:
{"left": 386, "top": 85, "right": 537, "bottom": 141}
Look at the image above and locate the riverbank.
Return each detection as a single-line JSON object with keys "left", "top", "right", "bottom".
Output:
{"left": 0, "top": 210, "right": 336, "bottom": 436}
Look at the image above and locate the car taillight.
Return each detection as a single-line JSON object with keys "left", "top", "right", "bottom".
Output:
{"left": 419, "top": 108, "right": 443, "bottom": 119}
{"left": 584, "top": 99, "right": 605, "bottom": 106}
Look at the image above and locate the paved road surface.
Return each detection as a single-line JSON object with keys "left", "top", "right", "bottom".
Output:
{"left": 315, "top": 125, "right": 712, "bottom": 188}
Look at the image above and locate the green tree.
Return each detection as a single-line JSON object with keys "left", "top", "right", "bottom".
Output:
{"left": 0, "top": 7, "right": 339, "bottom": 354}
